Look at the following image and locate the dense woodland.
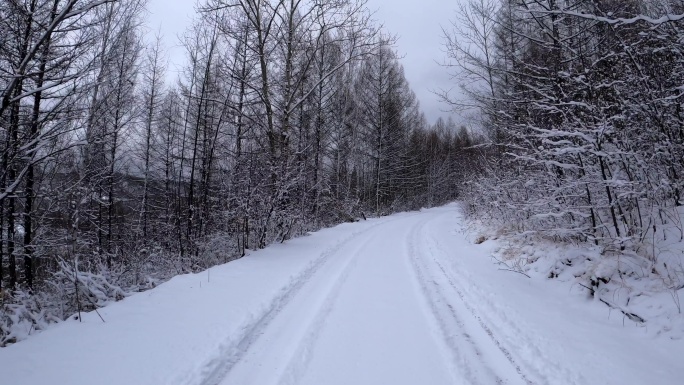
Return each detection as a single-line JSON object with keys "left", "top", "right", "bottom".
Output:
{"left": 0, "top": 0, "right": 482, "bottom": 344}
{"left": 445, "top": 0, "right": 684, "bottom": 252}
{"left": 4, "top": 0, "right": 684, "bottom": 347}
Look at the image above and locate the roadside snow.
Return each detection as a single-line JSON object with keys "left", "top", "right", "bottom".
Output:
{"left": 430, "top": 210, "right": 684, "bottom": 384}
{"left": 480, "top": 218, "right": 684, "bottom": 341}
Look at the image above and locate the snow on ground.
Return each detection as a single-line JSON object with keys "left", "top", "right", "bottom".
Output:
{"left": 477, "top": 207, "right": 684, "bottom": 342}
{"left": 1, "top": 204, "right": 683, "bottom": 385}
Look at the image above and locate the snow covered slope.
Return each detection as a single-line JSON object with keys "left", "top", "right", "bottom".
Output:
{"left": 1, "top": 204, "right": 682, "bottom": 385}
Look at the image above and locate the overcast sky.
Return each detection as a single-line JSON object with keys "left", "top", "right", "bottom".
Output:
{"left": 146, "top": 0, "right": 457, "bottom": 125}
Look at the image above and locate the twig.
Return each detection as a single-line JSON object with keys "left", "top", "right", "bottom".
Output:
{"left": 497, "top": 268, "right": 531, "bottom": 278}
{"left": 491, "top": 255, "right": 531, "bottom": 278}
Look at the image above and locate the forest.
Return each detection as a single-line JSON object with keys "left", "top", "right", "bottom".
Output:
{"left": 444, "top": 0, "right": 684, "bottom": 254}
{"left": 3, "top": 0, "right": 684, "bottom": 347}
{"left": 0, "top": 0, "right": 481, "bottom": 344}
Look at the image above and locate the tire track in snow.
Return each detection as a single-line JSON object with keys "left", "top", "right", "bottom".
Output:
{"left": 423, "top": 217, "right": 588, "bottom": 385}
{"left": 196, "top": 214, "right": 419, "bottom": 385}
{"left": 407, "top": 215, "right": 508, "bottom": 384}
{"left": 274, "top": 233, "right": 376, "bottom": 385}
{"left": 195, "top": 221, "right": 385, "bottom": 385}
{"left": 407, "top": 213, "right": 531, "bottom": 385}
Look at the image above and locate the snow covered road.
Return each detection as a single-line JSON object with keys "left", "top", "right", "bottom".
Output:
{"left": 2, "top": 204, "right": 683, "bottom": 385}
{"left": 215, "top": 211, "right": 530, "bottom": 385}
{"left": 213, "top": 213, "right": 459, "bottom": 385}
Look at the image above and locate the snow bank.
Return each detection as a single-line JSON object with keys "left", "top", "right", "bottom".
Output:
{"left": 429, "top": 207, "right": 684, "bottom": 384}
{"left": 469, "top": 209, "right": 684, "bottom": 340}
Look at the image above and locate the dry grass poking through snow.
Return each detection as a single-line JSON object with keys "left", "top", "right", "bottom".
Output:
{"left": 465, "top": 217, "right": 684, "bottom": 340}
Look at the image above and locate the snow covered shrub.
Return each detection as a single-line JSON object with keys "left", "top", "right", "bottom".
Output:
{"left": 197, "top": 232, "right": 240, "bottom": 267}
{"left": 49, "top": 258, "right": 128, "bottom": 318}
{"left": 0, "top": 289, "right": 59, "bottom": 347}
{"left": 110, "top": 246, "right": 174, "bottom": 291}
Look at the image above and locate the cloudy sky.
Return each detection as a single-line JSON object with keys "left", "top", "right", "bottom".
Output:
{"left": 146, "top": 0, "right": 457, "bottom": 125}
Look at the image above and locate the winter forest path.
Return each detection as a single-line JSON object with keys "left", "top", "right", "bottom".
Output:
{"left": 2, "top": 205, "right": 682, "bottom": 385}
{"left": 209, "top": 208, "right": 527, "bottom": 385}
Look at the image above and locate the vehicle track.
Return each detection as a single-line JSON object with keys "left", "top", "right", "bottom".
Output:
{"left": 407, "top": 212, "right": 533, "bottom": 385}
{"left": 422, "top": 216, "right": 588, "bottom": 385}
{"left": 198, "top": 214, "right": 419, "bottom": 385}
{"left": 288, "top": 212, "right": 458, "bottom": 385}
{"left": 275, "top": 233, "right": 374, "bottom": 385}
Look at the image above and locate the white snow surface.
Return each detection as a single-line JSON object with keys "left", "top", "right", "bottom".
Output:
{"left": 2, "top": 204, "right": 683, "bottom": 385}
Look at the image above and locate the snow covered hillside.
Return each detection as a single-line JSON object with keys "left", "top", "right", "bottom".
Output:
{"left": 1, "top": 204, "right": 682, "bottom": 385}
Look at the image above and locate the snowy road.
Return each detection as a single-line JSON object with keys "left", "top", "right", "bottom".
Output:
{"left": 2, "top": 204, "right": 682, "bottom": 385}
{"left": 211, "top": 211, "right": 526, "bottom": 385}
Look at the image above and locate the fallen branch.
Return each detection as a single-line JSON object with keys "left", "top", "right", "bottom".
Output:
{"left": 490, "top": 255, "right": 531, "bottom": 278}
{"left": 578, "top": 283, "right": 645, "bottom": 323}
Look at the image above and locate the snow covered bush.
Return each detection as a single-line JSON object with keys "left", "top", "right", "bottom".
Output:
{"left": 0, "top": 290, "right": 60, "bottom": 347}
{"left": 49, "top": 259, "right": 128, "bottom": 317}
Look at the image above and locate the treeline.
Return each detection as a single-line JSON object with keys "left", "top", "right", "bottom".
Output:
{"left": 446, "top": 0, "right": 684, "bottom": 251}
{"left": 0, "top": 0, "right": 480, "bottom": 344}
